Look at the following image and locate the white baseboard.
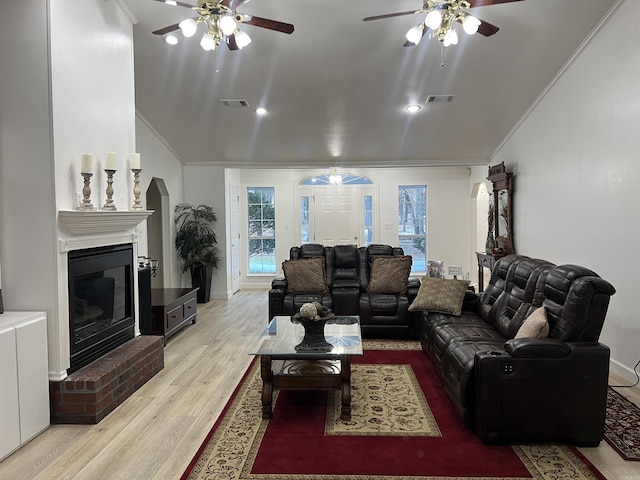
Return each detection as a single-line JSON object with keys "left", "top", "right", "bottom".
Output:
{"left": 610, "top": 358, "right": 639, "bottom": 385}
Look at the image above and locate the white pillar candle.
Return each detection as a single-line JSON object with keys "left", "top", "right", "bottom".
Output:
{"left": 130, "top": 153, "right": 141, "bottom": 170}
{"left": 105, "top": 151, "right": 117, "bottom": 170}
{"left": 81, "top": 153, "right": 93, "bottom": 174}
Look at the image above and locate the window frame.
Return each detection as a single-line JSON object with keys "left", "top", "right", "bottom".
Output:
{"left": 247, "top": 186, "right": 276, "bottom": 274}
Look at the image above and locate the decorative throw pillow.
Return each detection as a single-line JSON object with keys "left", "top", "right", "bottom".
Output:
{"left": 515, "top": 306, "right": 549, "bottom": 339}
{"left": 282, "top": 257, "right": 329, "bottom": 295}
{"left": 367, "top": 255, "right": 413, "bottom": 295}
{"left": 409, "top": 277, "right": 470, "bottom": 316}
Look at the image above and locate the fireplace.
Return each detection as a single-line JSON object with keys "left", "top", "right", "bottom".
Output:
{"left": 67, "top": 243, "right": 135, "bottom": 373}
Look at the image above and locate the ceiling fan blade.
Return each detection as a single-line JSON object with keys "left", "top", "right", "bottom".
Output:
{"left": 152, "top": 22, "right": 181, "bottom": 35}
{"left": 150, "top": 0, "right": 196, "bottom": 9}
{"left": 226, "top": 34, "right": 240, "bottom": 50}
{"left": 476, "top": 18, "right": 500, "bottom": 36}
{"left": 222, "top": 0, "right": 251, "bottom": 9}
{"left": 468, "top": 0, "right": 523, "bottom": 6}
{"left": 242, "top": 15, "right": 294, "bottom": 34}
{"left": 363, "top": 10, "right": 418, "bottom": 21}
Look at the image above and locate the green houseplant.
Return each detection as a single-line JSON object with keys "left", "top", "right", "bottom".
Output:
{"left": 174, "top": 203, "right": 223, "bottom": 303}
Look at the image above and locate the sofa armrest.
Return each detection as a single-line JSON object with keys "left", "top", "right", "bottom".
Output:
{"left": 474, "top": 342, "right": 610, "bottom": 445}
{"left": 504, "top": 338, "right": 572, "bottom": 358}
{"left": 268, "top": 279, "right": 287, "bottom": 321}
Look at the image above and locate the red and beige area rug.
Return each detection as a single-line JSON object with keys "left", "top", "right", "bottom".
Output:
{"left": 182, "top": 342, "right": 605, "bottom": 479}
{"left": 604, "top": 387, "right": 640, "bottom": 461}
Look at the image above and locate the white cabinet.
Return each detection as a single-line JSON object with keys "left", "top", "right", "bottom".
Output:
{"left": 0, "top": 312, "right": 49, "bottom": 460}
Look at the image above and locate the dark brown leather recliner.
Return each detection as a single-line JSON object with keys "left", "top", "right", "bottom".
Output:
{"left": 274, "top": 243, "right": 333, "bottom": 316}
{"left": 419, "top": 254, "right": 615, "bottom": 446}
{"left": 358, "top": 244, "right": 421, "bottom": 338}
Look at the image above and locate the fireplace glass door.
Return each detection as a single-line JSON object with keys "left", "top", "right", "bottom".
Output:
{"left": 68, "top": 244, "right": 135, "bottom": 373}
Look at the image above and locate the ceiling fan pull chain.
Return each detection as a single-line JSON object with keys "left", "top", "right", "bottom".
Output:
{"left": 440, "top": 43, "right": 445, "bottom": 67}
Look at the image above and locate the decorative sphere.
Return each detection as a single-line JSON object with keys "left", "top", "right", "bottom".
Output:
{"left": 299, "top": 303, "right": 317, "bottom": 319}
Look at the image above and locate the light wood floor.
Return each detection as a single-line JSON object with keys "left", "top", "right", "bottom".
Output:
{"left": 1, "top": 289, "right": 639, "bottom": 480}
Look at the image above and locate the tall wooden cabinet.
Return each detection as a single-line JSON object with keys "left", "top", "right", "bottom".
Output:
{"left": 0, "top": 311, "right": 49, "bottom": 460}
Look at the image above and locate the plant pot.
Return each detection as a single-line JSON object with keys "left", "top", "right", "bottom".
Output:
{"left": 191, "top": 266, "right": 212, "bottom": 303}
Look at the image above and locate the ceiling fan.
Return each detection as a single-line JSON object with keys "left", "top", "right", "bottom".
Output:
{"left": 363, "top": 0, "right": 523, "bottom": 48}
{"left": 151, "top": 0, "right": 294, "bottom": 51}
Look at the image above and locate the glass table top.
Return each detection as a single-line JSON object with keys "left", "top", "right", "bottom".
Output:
{"left": 250, "top": 315, "right": 363, "bottom": 357}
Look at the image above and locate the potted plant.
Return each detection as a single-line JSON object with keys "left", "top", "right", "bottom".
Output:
{"left": 174, "top": 203, "right": 223, "bottom": 303}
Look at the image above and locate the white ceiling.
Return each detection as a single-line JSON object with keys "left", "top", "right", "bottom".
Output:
{"left": 126, "top": 0, "right": 617, "bottom": 168}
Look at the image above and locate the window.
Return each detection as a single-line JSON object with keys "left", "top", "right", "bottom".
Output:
{"left": 398, "top": 185, "right": 426, "bottom": 272}
{"left": 301, "top": 195, "right": 310, "bottom": 244}
{"left": 248, "top": 187, "right": 275, "bottom": 273}
{"left": 363, "top": 194, "right": 373, "bottom": 246}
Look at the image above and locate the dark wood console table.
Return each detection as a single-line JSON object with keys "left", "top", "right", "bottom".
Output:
{"left": 476, "top": 253, "right": 501, "bottom": 292}
{"left": 145, "top": 288, "right": 198, "bottom": 344}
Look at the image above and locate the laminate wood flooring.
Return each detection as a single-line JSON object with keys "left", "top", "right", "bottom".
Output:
{"left": 0, "top": 289, "right": 638, "bottom": 479}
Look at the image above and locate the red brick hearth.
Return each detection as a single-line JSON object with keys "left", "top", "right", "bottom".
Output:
{"left": 50, "top": 335, "right": 164, "bottom": 424}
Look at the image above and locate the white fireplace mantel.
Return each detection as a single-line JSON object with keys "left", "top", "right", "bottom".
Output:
{"left": 58, "top": 210, "right": 153, "bottom": 236}
{"left": 57, "top": 210, "right": 153, "bottom": 253}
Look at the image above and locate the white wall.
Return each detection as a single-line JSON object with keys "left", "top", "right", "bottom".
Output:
{"left": 51, "top": 1, "right": 136, "bottom": 212}
{"left": 135, "top": 114, "right": 185, "bottom": 287}
{"left": 182, "top": 166, "right": 228, "bottom": 298}
{"left": 491, "top": 0, "right": 639, "bottom": 376}
{"left": 0, "top": 2, "right": 58, "bottom": 316}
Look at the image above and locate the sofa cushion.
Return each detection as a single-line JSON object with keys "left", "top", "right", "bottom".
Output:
{"left": 409, "top": 277, "right": 470, "bottom": 316}
{"left": 515, "top": 306, "right": 549, "bottom": 339}
{"left": 282, "top": 257, "right": 329, "bottom": 294}
{"left": 367, "top": 255, "right": 412, "bottom": 295}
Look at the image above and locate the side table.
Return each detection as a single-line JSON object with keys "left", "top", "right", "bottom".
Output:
{"left": 476, "top": 252, "right": 500, "bottom": 292}
{"left": 143, "top": 288, "right": 198, "bottom": 344}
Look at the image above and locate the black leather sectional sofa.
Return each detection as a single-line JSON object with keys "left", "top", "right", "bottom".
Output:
{"left": 419, "top": 254, "right": 616, "bottom": 446}
{"left": 269, "top": 243, "right": 421, "bottom": 338}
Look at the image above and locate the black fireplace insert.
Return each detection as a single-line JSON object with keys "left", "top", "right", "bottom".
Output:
{"left": 68, "top": 243, "right": 135, "bottom": 373}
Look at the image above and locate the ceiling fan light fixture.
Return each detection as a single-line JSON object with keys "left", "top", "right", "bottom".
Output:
{"left": 443, "top": 28, "right": 458, "bottom": 47}
{"left": 200, "top": 32, "right": 216, "bottom": 51}
{"left": 425, "top": 10, "right": 442, "bottom": 30}
{"left": 179, "top": 18, "right": 198, "bottom": 38}
{"left": 234, "top": 29, "right": 252, "bottom": 49}
{"left": 405, "top": 24, "right": 424, "bottom": 45}
{"left": 219, "top": 15, "right": 237, "bottom": 36}
{"left": 463, "top": 15, "right": 481, "bottom": 35}
{"left": 163, "top": 32, "right": 181, "bottom": 45}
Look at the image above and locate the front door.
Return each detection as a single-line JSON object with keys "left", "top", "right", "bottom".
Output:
{"left": 307, "top": 187, "right": 360, "bottom": 246}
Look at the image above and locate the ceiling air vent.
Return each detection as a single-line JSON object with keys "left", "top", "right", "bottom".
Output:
{"left": 220, "top": 99, "right": 250, "bottom": 107}
{"left": 426, "top": 94, "right": 455, "bottom": 104}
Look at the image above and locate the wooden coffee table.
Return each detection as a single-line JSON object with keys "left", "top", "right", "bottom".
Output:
{"left": 250, "top": 315, "right": 363, "bottom": 421}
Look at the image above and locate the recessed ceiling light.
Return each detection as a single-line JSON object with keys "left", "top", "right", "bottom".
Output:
{"left": 256, "top": 107, "right": 268, "bottom": 115}
{"left": 405, "top": 104, "right": 422, "bottom": 113}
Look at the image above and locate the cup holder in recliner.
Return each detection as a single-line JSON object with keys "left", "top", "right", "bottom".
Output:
{"left": 486, "top": 351, "right": 507, "bottom": 356}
